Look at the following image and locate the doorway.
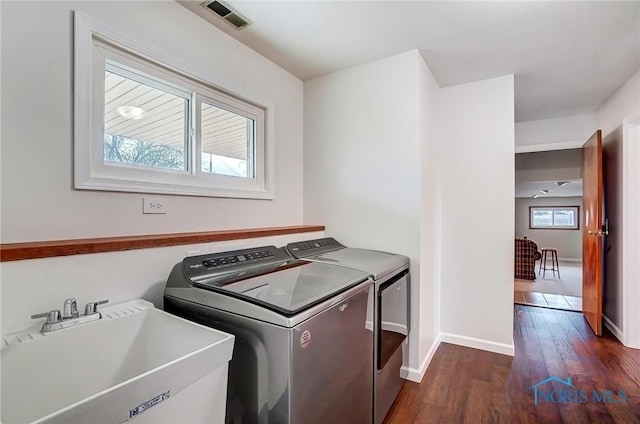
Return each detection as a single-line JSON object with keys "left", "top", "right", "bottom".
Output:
{"left": 514, "top": 148, "right": 583, "bottom": 311}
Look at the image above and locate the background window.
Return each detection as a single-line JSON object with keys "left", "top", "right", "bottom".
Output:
{"left": 530, "top": 206, "right": 579, "bottom": 230}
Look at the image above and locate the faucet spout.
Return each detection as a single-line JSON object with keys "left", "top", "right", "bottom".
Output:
{"left": 63, "top": 297, "right": 78, "bottom": 319}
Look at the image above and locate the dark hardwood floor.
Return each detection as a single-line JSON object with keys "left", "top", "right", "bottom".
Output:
{"left": 384, "top": 305, "right": 640, "bottom": 423}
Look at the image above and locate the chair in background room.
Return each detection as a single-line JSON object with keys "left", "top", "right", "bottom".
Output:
{"left": 515, "top": 237, "right": 541, "bottom": 280}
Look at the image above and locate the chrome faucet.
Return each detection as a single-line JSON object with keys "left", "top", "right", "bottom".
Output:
{"left": 31, "top": 298, "right": 108, "bottom": 333}
{"left": 63, "top": 297, "right": 79, "bottom": 319}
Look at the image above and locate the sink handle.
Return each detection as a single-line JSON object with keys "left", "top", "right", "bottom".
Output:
{"left": 84, "top": 299, "right": 109, "bottom": 315}
{"left": 31, "top": 310, "right": 62, "bottom": 324}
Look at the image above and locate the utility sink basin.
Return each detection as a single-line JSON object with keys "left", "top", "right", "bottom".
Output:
{"left": 1, "top": 299, "right": 234, "bottom": 423}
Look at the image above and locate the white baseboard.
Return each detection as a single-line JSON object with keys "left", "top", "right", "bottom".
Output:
{"left": 603, "top": 314, "right": 624, "bottom": 344}
{"left": 381, "top": 321, "right": 408, "bottom": 334}
{"left": 440, "top": 332, "right": 515, "bottom": 356}
{"left": 400, "top": 334, "right": 441, "bottom": 383}
{"left": 558, "top": 258, "right": 581, "bottom": 263}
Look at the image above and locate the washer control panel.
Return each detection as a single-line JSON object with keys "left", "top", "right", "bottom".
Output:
{"left": 183, "top": 245, "right": 291, "bottom": 283}
{"left": 286, "top": 237, "right": 345, "bottom": 258}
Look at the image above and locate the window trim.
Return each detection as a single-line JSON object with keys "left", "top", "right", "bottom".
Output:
{"left": 529, "top": 206, "right": 580, "bottom": 230}
{"left": 74, "top": 11, "right": 274, "bottom": 199}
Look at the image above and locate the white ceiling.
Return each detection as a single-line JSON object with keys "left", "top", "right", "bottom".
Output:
{"left": 515, "top": 179, "right": 583, "bottom": 199}
{"left": 179, "top": 1, "right": 640, "bottom": 122}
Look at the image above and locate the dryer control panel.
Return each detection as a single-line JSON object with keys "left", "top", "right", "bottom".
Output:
{"left": 286, "top": 237, "right": 345, "bottom": 258}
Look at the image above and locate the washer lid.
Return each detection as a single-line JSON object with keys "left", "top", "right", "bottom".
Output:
{"left": 299, "top": 248, "right": 409, "bottom": 280}
{"left": 194, "top": 261, "right": 370, "bottom": 316}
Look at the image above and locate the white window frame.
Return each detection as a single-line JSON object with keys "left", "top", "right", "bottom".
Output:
{"left": 74, "top": 11, "right": 274, "bottom": 199}
{"left": 529, "top": 206, "right": 580, "bottom": 230}
{"left": 101, "top": 57, "right": 193, "bottom": 174}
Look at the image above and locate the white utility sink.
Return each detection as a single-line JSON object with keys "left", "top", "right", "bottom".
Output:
{"left": 1, "top": 299, "right": 234, "bottom": 424}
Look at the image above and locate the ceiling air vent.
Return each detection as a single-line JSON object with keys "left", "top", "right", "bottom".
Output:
{"left": 202, "top": 1, "right": 251, "bottom": 30}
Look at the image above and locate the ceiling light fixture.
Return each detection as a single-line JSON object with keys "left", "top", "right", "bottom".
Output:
{"left": 117, "top": 105, "right": 146, "bottom": 120}
{"left": 539, "top": 189, "right": 549, "bottom": 194}
{"left": 557, "top": 181, "right": 569, "bottom": 187}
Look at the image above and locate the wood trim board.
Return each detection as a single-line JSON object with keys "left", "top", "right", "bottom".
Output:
{"left": 0, "top": 225, "right": 325, "bottom": 262}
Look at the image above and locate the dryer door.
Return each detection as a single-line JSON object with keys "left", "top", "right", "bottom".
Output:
{"left": 377, "top": 271, "right": 409, "bottom": 371}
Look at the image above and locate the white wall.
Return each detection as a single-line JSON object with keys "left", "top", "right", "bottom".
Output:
{"left": 599, "top": 71, "right": 640, "bottom": 136}
{"left": 597, "top": 70, "right": 640, "bottom": 337}
{"left": 303, "top": 50, "right": 438, "bottom": 379}
{"left": 304, "top": 53, "right": 517, "bottom": 369}
{"left": 417, "top": 54, "right": 442, "bottom": 376}
{"left": 437, "top": 75, "right": 515, "bottom": 355}
{"left": 625, "top": 123, "right": 640, "bottom": 348}
{"left": 515, "top": 197, "right": 582, "bottom": 260}
{"left": 0, "top": 1, "right": 304, "bottom": 243}
{"left": 515, "top": 113, "right": 597, "bottom": 153}
{"left": 515, "top": 149, "right": 582, "bottom": 183}
{"left": 303, "top": 51, "right": 421, "bottom": 256}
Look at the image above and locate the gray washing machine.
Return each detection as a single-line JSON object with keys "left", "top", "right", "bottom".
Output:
{"left": 286, "top": 238, "right": 409, "bottom": 424}
{"left": 164, "top": 245, "right": 374, "bottom": 424}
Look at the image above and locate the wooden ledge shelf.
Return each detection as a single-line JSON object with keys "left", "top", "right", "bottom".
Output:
{"left": 0, "top": 225, "right": 325, "bottom": 262}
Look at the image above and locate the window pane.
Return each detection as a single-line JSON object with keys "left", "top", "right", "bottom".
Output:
{"left": 104, "top": 69, "right": 188, "bottom": 171}
{"left": 553, "top": 210, "right": 575, "bottom": 226}
{"left": 201, "top": 102, "right": 254, "bottom": 178}
{"left": 532, "top": 210, "right": 553, "bottom": 227}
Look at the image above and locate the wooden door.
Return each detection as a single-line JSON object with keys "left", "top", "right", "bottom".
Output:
{"left": 582, "top": 130, "right": 604, "bottom": 336}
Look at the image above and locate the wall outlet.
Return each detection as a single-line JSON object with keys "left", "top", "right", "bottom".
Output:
{"left": 143, "top": 197, "right": 167, "bottom": 214}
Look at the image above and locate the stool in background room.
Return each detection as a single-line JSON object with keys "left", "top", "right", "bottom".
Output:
{"left": 539, "top": 248, "right": 560, "bottom": 278}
